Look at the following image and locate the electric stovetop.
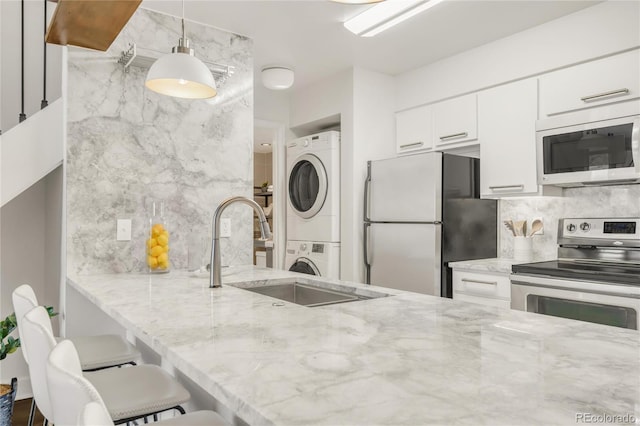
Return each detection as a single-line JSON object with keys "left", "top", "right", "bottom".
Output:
{"left": 512, "top": 260, "right": 640, "bottom": 286}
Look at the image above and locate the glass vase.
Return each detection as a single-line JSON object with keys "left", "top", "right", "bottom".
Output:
{"left": 146, "top": 201, "right": 170, "bottom": 273}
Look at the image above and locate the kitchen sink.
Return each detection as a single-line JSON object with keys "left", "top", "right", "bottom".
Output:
{"left": 243, "top": 282, "right": 375, "bottom": 307}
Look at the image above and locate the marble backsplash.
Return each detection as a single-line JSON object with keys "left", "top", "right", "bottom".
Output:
{"left": 66, "top": 8, "right": 253, "bottom": 274}
{"left": 499, "top": 184, "right": 640, "bottom": 260}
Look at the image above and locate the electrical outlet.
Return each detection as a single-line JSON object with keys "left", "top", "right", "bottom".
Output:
{"left": 220, "top": 218, "right": 231, "bottom": 238}
{"left": 116, "top": 219, "right": 132, "bottom": 241}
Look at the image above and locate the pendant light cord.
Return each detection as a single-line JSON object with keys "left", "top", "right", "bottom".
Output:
{"left": 181, "top": 0, "right": 186, "bottom": 40}
{"left": 19, "top": 0, "right": 26, "bottom": 122}
{"left": 41, "top": 0, "right": 48, "bottom": 109}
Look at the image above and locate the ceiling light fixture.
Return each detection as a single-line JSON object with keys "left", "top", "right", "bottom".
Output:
{"left": 261, "top": 66, "right": 295, "bottom": 90}
{"left": 261, "top": 143, "right": 272, "bottom": 147}
{"left": 344, "top": 0, "right": 444, "bottom": 37}
{"left": 145, "top": 0, "right": 216, "bottom": 99}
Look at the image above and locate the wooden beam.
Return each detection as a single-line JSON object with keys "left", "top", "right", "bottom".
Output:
{"left": 45, "top": 0, "right": 142, "bottom": 51}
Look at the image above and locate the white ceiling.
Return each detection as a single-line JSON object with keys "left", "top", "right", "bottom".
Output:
{"left": 141, "top": 0, "right": 600, "bottom": 149}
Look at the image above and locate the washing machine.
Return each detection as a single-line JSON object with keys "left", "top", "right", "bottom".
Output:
{"left": 286, "top": 130, "right": 340, "bottom": 243}
{"left": 284, "top": 240, "right": 340, "bottom": 279}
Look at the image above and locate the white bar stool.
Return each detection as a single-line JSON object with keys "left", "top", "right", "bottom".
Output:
{"left": 12, "top": 284, "right": 140, "bottom": 370}
{"left": 21, "top": 306, "right": 192, "bottom": 425}
{"left": 50, "top": 341, "right": 228, "bottom": 426}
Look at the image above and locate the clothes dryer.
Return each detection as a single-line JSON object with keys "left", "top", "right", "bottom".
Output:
{"left": 286, "top": 131, "right": 340, "bottom": 242}
{"left": 284, "top": 240, "right": 340, "bottom": 279}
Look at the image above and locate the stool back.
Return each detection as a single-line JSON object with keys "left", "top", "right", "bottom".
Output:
{"left": 46, "top": 340, "right": 109, "bottom": 426}
{"left": 79, "top": 401, "right": 114, "bottom": 426}
{"left": 12, "top": 284, "right": 39, "bottom": 364}
{"left": 21, "top": 306, "right": 57, "bottom": 422}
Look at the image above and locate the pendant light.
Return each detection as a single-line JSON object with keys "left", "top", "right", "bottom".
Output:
{"left": 145, "top": 0, "right": 216, "bottom": 99}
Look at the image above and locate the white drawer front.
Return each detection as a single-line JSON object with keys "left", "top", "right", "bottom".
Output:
{"left": 453, "top": 270, "right": 511, "bottom": 300}
{"left": 453, "top": 292, "right": 511, "bottom": 309}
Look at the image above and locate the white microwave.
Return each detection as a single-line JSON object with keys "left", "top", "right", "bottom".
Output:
{"left": 536, "top": 114, "right": 640, "bottom": 187}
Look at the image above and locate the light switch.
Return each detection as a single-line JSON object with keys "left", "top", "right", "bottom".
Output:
{"left": 117, "top": 219, "right": 132, "bottom": 241}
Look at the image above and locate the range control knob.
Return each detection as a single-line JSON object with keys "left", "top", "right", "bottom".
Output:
{"left": 566, "top": 223, "right": 576, "bottom": 232}
{"left": 580, "top": 222, "right": 591, "bottom": 232}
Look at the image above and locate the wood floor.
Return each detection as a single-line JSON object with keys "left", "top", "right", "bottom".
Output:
{"left": 11, "top": 398, "right": 45, "bottom": 426}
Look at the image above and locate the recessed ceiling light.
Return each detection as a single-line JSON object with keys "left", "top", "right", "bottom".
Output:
{"left": 261, "top": 143, "right": 272, "bottom": 147}
{"left": 344, "top": 0, "right": 444, "bottom": 37}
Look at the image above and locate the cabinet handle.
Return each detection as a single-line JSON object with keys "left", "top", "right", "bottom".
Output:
{"left": 439, "top": 132, "right": 468, "bottom": 141}
{"left": 489, "top": 184, "right": 524, "bottom": 192}
{"left": 580, "top": 88, "right": 629, "bottom": 102}
{"left": 461, "top": 278, "right": 497, "bottom": 286}
{"left": 399, "top": 141, "right": 424, "bottom": 149}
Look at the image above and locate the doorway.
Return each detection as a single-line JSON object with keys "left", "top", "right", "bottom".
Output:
{"left": 253, "top": 119, "right": 285, "bottom": 269}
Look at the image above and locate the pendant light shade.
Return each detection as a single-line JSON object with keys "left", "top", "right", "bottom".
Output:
{"left": 144, "top": 0, "right": 217, "bottom": 99}
{"left": 145, "top": 51, "right": 217, "bottom": 99}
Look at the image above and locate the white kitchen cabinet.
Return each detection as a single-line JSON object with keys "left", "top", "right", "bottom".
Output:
{"left": 539, "top": 50, "right": 640, "bottom": 117}
{"left": 395, "top": 105, "right": 433, "bottom": 154}
{"left": 433, "top": 94, "right": 477, "bottom": 146}
{"left": 479, "top": 78, "right": 555, "bottom": 198}
{"left": 452, "top": 269, "right": 510, "bottom": 309}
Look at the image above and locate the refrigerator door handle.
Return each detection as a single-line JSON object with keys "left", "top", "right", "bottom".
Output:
{"left": 363, "top": 161, "right": 372, "bottom": 222}
{"left": 363, "top": 222, "right": 371, "bottom": 284}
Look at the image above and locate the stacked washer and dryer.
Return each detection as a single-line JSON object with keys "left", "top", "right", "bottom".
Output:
{"left": 285, "top": 131, "right": 340, "bottom": 279}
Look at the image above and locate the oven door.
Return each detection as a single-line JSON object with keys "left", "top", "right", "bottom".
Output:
{"left": 536, "top": 115, "right": 640, "bottom": 187}
{"left": 511, "top": 274, "right": 640, "bottom": 330}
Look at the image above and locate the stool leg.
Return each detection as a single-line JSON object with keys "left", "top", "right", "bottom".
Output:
{"left": 27, "top": 399, "right": 36, "bottom": 426}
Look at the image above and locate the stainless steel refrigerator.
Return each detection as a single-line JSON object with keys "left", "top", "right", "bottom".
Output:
{"left": 363, "top": 152, "right": 497, "bottom": 297}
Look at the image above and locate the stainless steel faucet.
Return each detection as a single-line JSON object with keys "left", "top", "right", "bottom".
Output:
{"left": 209, "top": 196, "right": 272, "bottom": 288}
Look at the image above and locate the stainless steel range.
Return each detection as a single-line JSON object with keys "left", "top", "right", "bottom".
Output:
{"left": 511, "top": 217, "right": 640, "bottom": 330}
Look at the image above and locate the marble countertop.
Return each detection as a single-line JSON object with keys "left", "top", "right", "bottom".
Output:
{"left": 449, "top": 257, "right": 552, "bottom": 274}
{"left": 68, "top": 267, "right": 640, "bottom": 425}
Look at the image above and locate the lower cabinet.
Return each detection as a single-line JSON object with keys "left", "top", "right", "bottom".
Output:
{"left": 452, "top": 269, "right": 511, "bottom": 309}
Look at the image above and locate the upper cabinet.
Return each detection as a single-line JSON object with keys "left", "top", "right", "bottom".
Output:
{"left": 479, "top": 79, "right": 543, "bottom": 198}
{"left": 395, "top": 105, "right": 433, "bottom": 154}
{"left": 433, "top": 94, "right": 478, "bottom": 146}
{"left": 539, "top": 50, "right": 640, "bottom": 117}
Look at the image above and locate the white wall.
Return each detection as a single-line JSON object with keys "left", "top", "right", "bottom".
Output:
{"left": 1, "top": 0, "right": 63, "bottom": 133}
{"left": 349, "top": 68, "right": 395, "bottom": 283}
{"left": 0, "top": 167, "right": 62, "bottom": 398}
{"left": 396, "top": 1, "right": 640, "bottom": 111}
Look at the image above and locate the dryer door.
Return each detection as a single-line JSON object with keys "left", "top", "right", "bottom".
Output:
{"left": 288, "top": 257, "right": 321, "bottom": 276}
{"left": 288, "top": 154, "right": 328, "bottom": 219}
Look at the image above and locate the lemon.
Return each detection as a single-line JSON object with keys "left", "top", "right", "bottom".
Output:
{"left": 146, "top": 238, "right": 158, "bottom": 249}
{"left": 151, "top": 223, "right": 164, "bottom": 238}
{"left": 157, "top": 235, "right": 169, "bottom": 247}
{"left": 157, "top": 252, "right": 168, "bottom": 264}
{"left": 163, "top": 245, "right": 170, "bottom": 253}
{"left": 162, "top": 230, "right": 169, "bottom": 238}
{"left": 150, "top": 245, "right": 164, "bottom": 257}
{"left": 147, "top": 256, "right": 158, "bottom": 269}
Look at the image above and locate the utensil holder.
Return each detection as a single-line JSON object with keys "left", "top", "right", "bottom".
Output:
{"left": 513, "top": 236, "right": 533, "bottom": 262}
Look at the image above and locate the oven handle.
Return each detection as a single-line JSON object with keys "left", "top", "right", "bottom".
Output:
{"left": 510, "top": 276, "right": 640, "bottom": 299}
{"left": 632, "top": 117, "right": 640, "bottom": 173}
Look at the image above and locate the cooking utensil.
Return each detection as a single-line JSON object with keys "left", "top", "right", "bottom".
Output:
{"left": 503, "top": 220, "right": 516, "bottom": 236}
{"left": 514, "top": 220, "right": 526, "bottom": 237}
{"left": 529, "top": 219, "right": 543, "bottom": 237}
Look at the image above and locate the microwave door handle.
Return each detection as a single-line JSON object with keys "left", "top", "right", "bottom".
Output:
{"left": 633, "top": 117, "right": 640, "bottom": 173}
